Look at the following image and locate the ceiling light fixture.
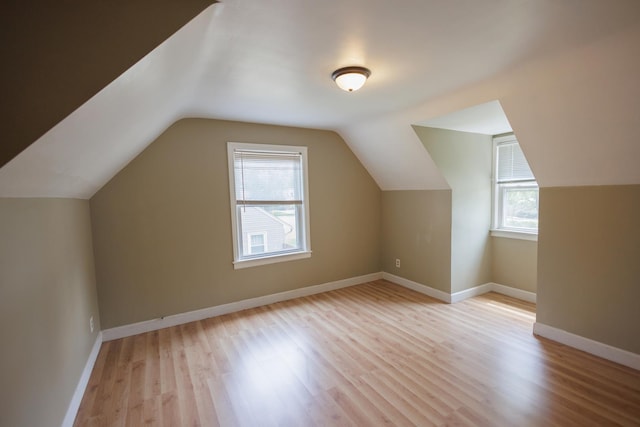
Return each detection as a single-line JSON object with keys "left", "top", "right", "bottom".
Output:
{"left": 331, "top": 66, "right": 371, "bottom": 92}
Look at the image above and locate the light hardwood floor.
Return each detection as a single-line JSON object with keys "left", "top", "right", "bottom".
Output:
{"left": 74, "top": 280, "right": 640, "bottom": 426}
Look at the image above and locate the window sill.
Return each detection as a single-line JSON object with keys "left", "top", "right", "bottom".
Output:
{"left": 233, "top": 250, "right": 312, "bottom": 269}
{"left": 490, "top": 229, "right": 538, "bottom": 242}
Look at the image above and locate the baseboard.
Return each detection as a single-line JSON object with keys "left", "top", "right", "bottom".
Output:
{"left": 452, "top": 282, "right": 536, "bottom": 303}
{"left": 381, "top": 272, "right": 451, "bottom": 303}
{"left": 382, "top": 273, "right": 536, "bottom": 304}
{"left": 60, "top": 331, "right": 103, "bottom": 427}
{"left": 490, "top": 282, "right": 537, "bottom": 303}
{"left": 102, "top": 272, "right": 383, "bottom": 341}
{"left": 534, "top": 322, "right": 640, "bottom": 371}
{"left": 450, "top": 283, "right": 493, "bottom": 303}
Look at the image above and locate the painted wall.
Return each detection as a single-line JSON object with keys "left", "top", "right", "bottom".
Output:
{"left": 1, "top": 0, "right": 215, "bottom": 168}
{"left": 90, "top": 118, "right": 381, "bottom": 329}
{"left": 537, "top": 185, "right": 640, "bottom": 354}
{"left": 381, "top": 190, "right": 452, "bottom": 292}
{"left": 0, "top": 198, "right": 100, "bottom": 427}
{"left": 491, "top": 237, "right": 537, "bottom": 293}
{"left": 415, "top": 126, "right": 493, "bottom": 293}
{"left": 502, "top": 23, "right": 640, "bottom": 188}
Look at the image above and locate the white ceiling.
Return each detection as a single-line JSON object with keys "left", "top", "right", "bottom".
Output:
{"left": 415, "top": 101, "right": 512, "bottom": 136}
{"left": 1, "top": 0, "right": 639, "bottom": 197}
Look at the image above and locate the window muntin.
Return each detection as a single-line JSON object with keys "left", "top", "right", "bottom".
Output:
{"left": 493, "top": 135, "right": 538, "bottom": 233}
{"left": 228, "top": 143, "right": 311, "bottom": 268}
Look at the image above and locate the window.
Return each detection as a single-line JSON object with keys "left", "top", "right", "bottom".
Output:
{"left": 227, "top": 142, "right": 311, "bottom": 268}
{"left": 492, "top": 135, "right": 538, "bottom": 236}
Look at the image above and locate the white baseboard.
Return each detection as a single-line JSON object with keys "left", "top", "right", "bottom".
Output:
{"left": 381, "top": 272, "right": 451, "bottom": 303}
{"left": 451, "top": 282, "right": 536, "bottom": 303}
{"left": 534, "top": 322, "right": 640, "bottom": 371}
{"left": 102, "top": 272, "right": 383, "bottom": 341}
{"left": 490, "top": 282, "right": 537, "bottom": 303}
{"left": 450, "top": 283, "right": 493, "bottom": 303}
{"left": 61, "top": 331, "right": 103, "bottom": 427}
{"left": 382, "top": 273, "right": 536, "bottom": 304}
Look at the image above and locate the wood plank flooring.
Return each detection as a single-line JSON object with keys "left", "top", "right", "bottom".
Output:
{"left": 74, "top": 280, "right": 640, "bottom": 426}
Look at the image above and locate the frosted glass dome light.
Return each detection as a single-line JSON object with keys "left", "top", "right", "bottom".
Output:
{"left": 331, "top": 66, "right": 371, "bottom": 92}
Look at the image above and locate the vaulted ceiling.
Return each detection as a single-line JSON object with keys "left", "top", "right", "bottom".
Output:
{"left": 0, "top": 0, "right": 215, "bottom": 168}
{"left": 2, "top": 0, "right": 639, "bottom": 198}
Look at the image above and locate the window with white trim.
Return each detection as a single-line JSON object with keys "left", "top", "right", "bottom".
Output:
{"left": 493, "top": 135, "right": 538, "bottom": 234}
{"left": 227, "top": 142, "right": 311, "bottom": 269}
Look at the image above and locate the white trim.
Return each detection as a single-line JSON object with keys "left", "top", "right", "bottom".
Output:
{"left": 533, "top": 322, "right": 640, "bottom": 371}
{"left": 493, "top": 134, "right": 517, "bottom": 144}
{"left": 490, "top": 282, "right": 537, "bottom": 303}
{"left": 233, "top": 250, "right": 311, "bottom": 269}
{"left": 450, "top": 283, "right": 493, "bottom": 303}
{"left": 382, "top": 274, "right": 537, "bottom": 304}
{"left": 102, "top": 272, "right": 383, "bottom": 341}
{"left": 490, "top": 229, "right": 538, "bottom": 241}
{"left": 60, "top": 332, "right": 103, "bottom": 427}
{"left": 381, "top": 272, "right": 452, "bottom": 303}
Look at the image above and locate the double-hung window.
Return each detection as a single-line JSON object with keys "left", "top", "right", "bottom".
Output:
{"left": 227, "top": 142, "right": 311, "bottom": 268}
{"left": 492, "top": 134, "right": 538, "bottom": 237}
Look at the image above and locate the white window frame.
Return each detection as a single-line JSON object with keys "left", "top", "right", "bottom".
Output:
{"left": 491, "top": 134, "right": 539, "bottom": 241}
{"left": 227, "top": 142, "right": 312, "bottom": 269}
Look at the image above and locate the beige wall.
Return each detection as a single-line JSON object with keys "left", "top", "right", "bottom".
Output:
{"left": 381, "top": 190, "right": 452, "bottom": 292}
{"left": 0, "top": 198, "right": 100, "bottom": 427}
{"left": 415, "top": 126, "right": 493, "bottom": 293}
{"left": 90, "top": 118, "right": 381, "bottom": 329}
{"left": 383, "top": 127, "right": 536, "bottom": 297}
{"left": 537, "top": 185, "right": 640, "bottom": 354}
{"left": 491, "top": 237, "right": 537, "bottom": 293}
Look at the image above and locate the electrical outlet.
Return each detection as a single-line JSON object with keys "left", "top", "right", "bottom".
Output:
{"left": 395, "top": 258, "right": 401, "bottom": 268}
{"left": 89, "top": 316, "right": 94, "bottom": 333}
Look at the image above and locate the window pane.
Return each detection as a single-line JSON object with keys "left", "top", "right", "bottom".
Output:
{"left": 234, "top": 152, "right": 303, "bottom": 201}
{"left": 238, "top": 205, "right": 301, "bottom": 258}
{"left": 502, "top": 187, "right": 539, "bottom": 230}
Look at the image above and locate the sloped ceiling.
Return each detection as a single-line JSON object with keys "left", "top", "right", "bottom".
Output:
{"left": 0, "top": 0, "right": 216, "bottom": 169}
{"left": 414, "top": 101, "right": 512, "bottom": 137}
{"left": 1, "top": 0, "right": 639, "bottom": 198}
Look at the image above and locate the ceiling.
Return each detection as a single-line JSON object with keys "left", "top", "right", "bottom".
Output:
{"left": 415, "top": 101, "right": 512, "bottom": 136}
{"left": 1, "top": 0, "right": 639, "bottom": 197}
{"left": 0, "top": 0, "right": 215, "bottom": 168}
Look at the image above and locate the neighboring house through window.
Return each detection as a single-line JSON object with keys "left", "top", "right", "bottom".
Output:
{"left": 227, "top": 142, "right": 311, "bottom": 268}
{"left": 492, "top": 134, "right": 538, "bottom": 238}
{"left": 247, "top": 232, "right": 267, "bottom": 255}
